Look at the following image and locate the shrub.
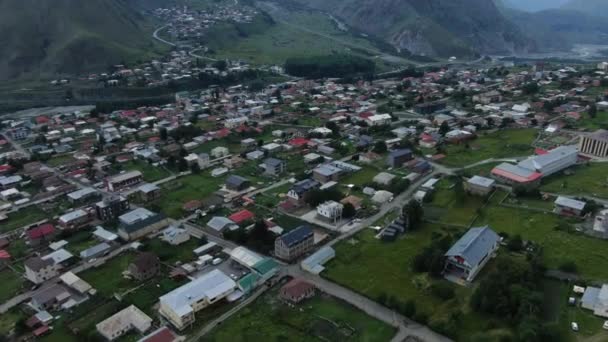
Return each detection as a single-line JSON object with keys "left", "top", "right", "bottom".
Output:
{"left": 430, "top": 283, "right": 455, "bottom": 300}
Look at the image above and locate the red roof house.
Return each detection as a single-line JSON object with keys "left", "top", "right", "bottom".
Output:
{"left": 280, "top": 278, "right": 316, "bottom": 304}
{"left": 288, "top": 138, "right": 309, "bottom": 148}
{"left": 27, "top": 224, "right": 56, "bottom": 242}
{"left": 228, "top": 209, "right": 255, "bottom": 224}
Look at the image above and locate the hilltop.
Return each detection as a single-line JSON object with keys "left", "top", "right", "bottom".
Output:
{"left": 562, "top": 0, "right": 608, "bottom": 17}
{"left": 0, "top": 0, "right": 164, "bottom": 81}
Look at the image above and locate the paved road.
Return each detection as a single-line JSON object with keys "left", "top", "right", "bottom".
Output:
{"left": 153, "top": 25, "right": 176, "bottom": 47}
{"left": 285, "top": 267, "right": 451, "bottom": 342}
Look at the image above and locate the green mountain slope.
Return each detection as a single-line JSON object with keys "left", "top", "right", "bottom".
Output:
{"left": 289, "top": 0, "right": 534, "bottom": 58}
{"left": 562, "top": 0, "right": 608, "bottom": 17}
{"left": 0, "top": 0, "right": 163, "bottom": 81}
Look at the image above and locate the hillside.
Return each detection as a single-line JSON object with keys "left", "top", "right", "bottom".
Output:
{"left": 501, "top": 0, "right": 567, "bottom": 12}
{"left": 288, "top": 0, "right": 533, "bottom": 58}
{"left": 562, "top": 0, "right": 608, "bottom": 18}
{"left": 0, "top": 0, "right": 163, "bottom": 81}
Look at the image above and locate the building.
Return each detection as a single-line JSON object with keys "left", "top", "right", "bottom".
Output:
{"left": 465, "top": 176, "right": 496, "bottom": 196}
{"left": 25, "top": 257, "right": 60, "bottom": 284}
{"left": 95, "top": 196, "right": 130, "bottom": 222}
{"left": 80, "top": 242, "right": 112, "bottom": 260}
{"left": 60, "top": 272, "right": 92, "bottom": 294}
{"left": 225, "top": 175, "right": 250, "bottom": 192}
{"left": 67, "top": 187, "right": 100, "bottom": 204}
{"left": 58, "top": 209, "right": 91, "bottom": 230}
{"left": 312, "top": 164, "right": 342, "bottom": 183}
{"left": 275, "top": 226, "right": 314, "bottom": 261}
{"left": 373, "top": 172, "right": 396, "bottom": 186}
{"left": 210, "top": 147, "right": 229, "bottom": 159}
{"left": 472, "top": 90, "right": 502, "bottom": 104}
{"left": 280, "top": 279, "right": 315, "bottom": 304}
{"left": 197, "top": 153, "right": 211, "bottom": 169}
{"left": 491, "top": 162, "right": 543, "bottom": 187}
{"left": 443, "top": 226, "right": 500, "bottom": 283}
{"left": 31, "top": 284, "right": 71, "bottom": 311}
{"left": 27, "top": 224, "right": 56, "bottom": 246}
{"left": 580, "top": 130, "right": 608, "bottom": 157}
{"left": 117, "top": 208, "right": 169, "bottom": 241}
{"left": 159, "top": 270, "right": 236, "bottom": 330}
{"left": 161, "top": 226, "right": 191, "bottom": 245}
{"left": 106, "top": 171, "right": 143, "bottom": 192}
{"left": 517, "top": 146, "right": 578, "bottom": 177}
{"left": 206, "top": 217, "right": 238, "bottom": 237}
{"left": 316, "top": 201, "right": 343, "bottom": 223}
{"left": 96, "top": 305, "right": 152, "bottom": 341}
{"left": 129, "top": 253, "right": 160, "bottom": 281}
{"left": 263, "top": 158, "right": 286, "bottom": 176}
{"left": 136, "top": 183, "right": 161, "bottom": 203}
{"left": 301, "top": 246, "right": 335, "bottom": 275}
{"left": 228, "top": 209, "right": 255, "bottom": 225}
{"left": 554, "top": 196, "right": 586, "bottom": 217}
{"left": 366, "top": 114, "right": 392, "bottom": 126}
{"left": 594, "top": 209, "right": 608, "bottom": 234}
{"left": 581, "top": 285, "right": 608, "bottom": 318}
{"left": 387, "top": 149, "right": 413, "bottom": 168}
{"left": 414, "top": 101, "right": 447, "bottom": 115}
{"left": 137, "top": 327, "right": 179, "bottom": 342}
{"left": 287, "top": 179, "right": 320, "bottom": 205}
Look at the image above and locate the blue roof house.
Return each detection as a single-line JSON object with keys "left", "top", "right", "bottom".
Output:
{"left": 443, "top": 226, "right": 500, "bottom": 283}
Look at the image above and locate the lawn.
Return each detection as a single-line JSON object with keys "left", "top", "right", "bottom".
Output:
{"left": 153, "top": 172, "right": 227, "bottom": 218}
{"left": 440, "top": 129, "right": 537, "bottom": 167}
{"left": 340, "top": 165, "right": 379, "bottom": 187}
{"left": 0, "top": 269, "right": 24, "bottom": 303}
{"left": 64, "top": 230, "right": 97, "bottom": 254}
{"left": 203, "top": 290, "right": 396, "bottom": 342}
{"left": 323, "top": 224, "right": 504, "bottom": 340}
{"left": 122, "top": 160, "right": 171, "bottom": 182}
{"left": 541, "top": 163, "right": 608, "bottom": 199}
{"left": 79, "top": 253, "right": 135, "bottom": 297}
{"left": 1, "top": 206, "right": 48, "bottom": 233}
{"left": 461, "top": 162, "right": 500, "bottom": 178}
{"left": 424, "top": 179, "right": 485, "bottom": 226}
{"left": 46, "top": 154, "right": 75, "bottom": 167}
{"left": 143, "top": 238, "right": 199, "bottom": 265}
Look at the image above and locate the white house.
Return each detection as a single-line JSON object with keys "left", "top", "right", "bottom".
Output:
{"left": 210, "top": 147, "right": 229, "bottom": 159}
{"left": 316, "top": 201, "right": 343, "bottom": 223}
{"left": 96, "top": 305, "right": 152, "bottom": 341}
{"left": 161, "top": 226, "right": 191, "bottom": 245}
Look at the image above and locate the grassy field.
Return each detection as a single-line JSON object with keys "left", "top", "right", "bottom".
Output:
{"left": 203, "top": 290, "right": 396, "bottom": 342}
{"left": 340, "top": 165, "right": 379, "bottom": 186}
{"left": 122, "top": 160, "right": 171, "bottom": 182}
{"left": 323, "top": 224, "right": 503, "bottom": 340}
{"left": 79, "top": 253, "right": 135, "bottom": 297}
{"left": 424, "top": 179, "right": 485, "bottom": 226}
{"left": 1, "top": 206, "right": 48, "bottom": 233}
{"left": 440, "top": 129, "right": 537, "bottom": 167}
{"left": 541, "top": 163, "right": 608, "bottom": 199}
{"left": 47, "top": 154, "right": 75, "bottom": 167}
{"left": 154, "top": 172, "right": 227, "bottom": 218}
{"left": 0, "top": 269, "right": 23, "bottom": 303}
{"left": 576, "top": 111, "right": 608, "bottom": 130}
{"left": 144, "top": 238, "right": 199, "bottom": 265}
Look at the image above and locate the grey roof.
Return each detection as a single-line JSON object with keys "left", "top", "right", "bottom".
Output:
{"left": 119, "top": 208, "right": 156, "bottom": 225}
{"left": 389, "top": 149, "right": 412, "bottom": 158}
{"left": 582, "top": 287, "right": 601, "bottom": 307}
{"left": 25, "top": 256, "right": 54, "bottom": 271}
{"left": 67, "top": 187, "right": 98, "bottom": 200}
{"left": 279, "top": 226, "right": 313, "bottom": 247}
{"left": 518, "top": 146, "right": 577, "bottom": 171}
{"left": 109, "top": 171, "right": 142, "bottom": 183}
{"left": 138, "top": 183, "right": 160, "bottom": 194}
{"left": 290, "top": 179, "right": 320, "bottom": 196}
{"left": 445, "top": 226, "right": 500, "bottom": 267}
{"left": 314, "top": 165, "right": 341, "bottom": 177}
{"left": 494, "top": 162, "right": 538, "bottom": 178}
{"left": 80, "top": 242, "right": 111, "bottom": 259}
{"left": 264, "top": 158, "right": 284, "bottom": 167}
{"left": 555, "top": 196, "right": 586, "bottom": 211}
{"left": 468, "top": 176, "right": 495, "bottom": 188}
{"left": 207, "top": 217, "right": 236, "bottom": 232}
{"left": 226, "top": 175, "right": 248, "bottom": 187}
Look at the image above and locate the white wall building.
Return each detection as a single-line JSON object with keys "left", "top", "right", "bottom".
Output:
{"left": 316, "top": 201, "right": 343, "bottom": 223}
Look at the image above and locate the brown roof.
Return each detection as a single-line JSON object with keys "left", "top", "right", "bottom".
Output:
{"left": 281, "top": 278, "right": 314, "bottom": 298}
{"left": 131, "top": 252, "right": 159, "bottom": 272}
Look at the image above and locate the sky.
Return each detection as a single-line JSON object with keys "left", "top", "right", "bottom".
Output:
{"left": 503, "top": 0, "right": 570, "bottom": 12}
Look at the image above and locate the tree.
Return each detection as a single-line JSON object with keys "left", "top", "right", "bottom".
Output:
{"left": 177, "top": 158, "right": 188, "bottom": 172}
{"left": 159, "top": 127, "right": 168, "bottom": 141}
{"left": 213, "top": 60, "right": 228, "bottom": 71}
{"left": 403, "top": 200, "right": 424, "bottom": 231}
{"left": 589, "top": 104, "right": 598, "bottom": 119}
{"left": 342, "top": 203, "right": 356, "bottom": 218}
{"left": 190, "top": 162, "right": 201, "bottom": 174}
{"left": 507, "top": 234, "right": 524, "bottom": 252}
{"left": 439, "top": 121, "right": 450, "bottom": 136}
{"left": 372, "top": 141, "right": 388, "bottom": 154}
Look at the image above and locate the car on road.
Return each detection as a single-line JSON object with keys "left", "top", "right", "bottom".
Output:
{"left": 603, "top": 321, "right": 608, "bottom": 330}
{"left": 571, "top": 322, "right": 579, "bottom": 332}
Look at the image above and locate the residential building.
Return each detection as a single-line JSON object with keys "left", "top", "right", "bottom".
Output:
{"left": 117, "top": 208, "right": 169, "bottom": 241}
{"left": 159, "top": 270, "right": 237, "bottom": 330}
{"left": 316, "top": 201, "right": 343, "bottom": 223}
{"left": 275, "top": 226, "right": 314, "bottom": 261}
{"left": 581, "top": 285, "right": 608, "bottom": 318}
{"left": 465, "top": 176, "right": 496, "bottom": 196}
{"left": 206, "top": 216, "right": 238, "bottom": 237}
{"left": 414, "top": 101, "right": 447, "bottom": 115}
{"left": 228, "top": 209, "right": 255, "bottom": 225}
{"left": 27, "top": 224, "right": 56, "bottom": 246}
{"left": 287, "top": 179, "right": 320, "bottom": 205}
{"left": 387, "top": 149, "right": 413, "bottom": 168}
{"left": 197, "top": 153, "right": 211, "bottom": 169}
{"left": 106, "top": 171, "right": 143, "bottom": 192}
{"left": 554, "top": 196, "right": 586, "bottom": 217}
{"left": 580, "top": 130, "right": 608, "bottom": 157}
{"left": 25, "top": 257, "right": 60, "bottom": 284}
{"left": 594, "top": 209, "right": 608, "bottom": 234}
{"left": 129, "top": 253, "right": 160, "bottom": 281}
{"left": 58, "top": 209, "right": 91, "bottom": 230}
{"left": 263, "top": 158, "right": 286, "bottom": 176}
{"left": 366, "top": 114, "right": 392, "bottom": 126}
{"left": 162, "top": 226, "right": 191, "bottom": 245}
{"left": 96, "top": 305, "right": 152, "bottom": 341}
{"left": 312, "top": 164, "right": 341, "bottom": 183}
{"left": 373, "top": 172, "right": 396, "bottom": 186}
{"left": 136, "top": 183, "right": 161, "bottom": 203}
{"left": 31, "top": 284, "right": 71, "bottom": 311}
{"left": 443, "top": 226, "right": 500, "bottom": 283}
{"left": 67, "top": 187, "right": 100, "bottom": 204}
{"left": 225, "top": 175, "right": 250, "bottom": 191}
{"left": 80, "top": 243, "right": 112, "bottom": 260}
{"left": 95, "top": 196, "right": 130, "bottom": 222}
{"left": 138, "top": 327, "right": 179, "bottom": 342}
{"left": 279, "top": 279, "right": 315, "bottom": 304}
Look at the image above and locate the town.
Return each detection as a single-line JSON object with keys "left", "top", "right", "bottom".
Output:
{"left": 3, "top": 48, "right": 608, "bottom": 342}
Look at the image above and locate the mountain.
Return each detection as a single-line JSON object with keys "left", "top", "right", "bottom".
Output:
{"left": 290, "top": 0, "right": 534, "bottom": 58}
{"left": 501, "top": 0, "right": 568, "bottom": 12}
{"left": 0, "top": 0, "right": 162, "bottom": 81}
{"left": 562, "top": 0, "right": 608, "bottom": 18}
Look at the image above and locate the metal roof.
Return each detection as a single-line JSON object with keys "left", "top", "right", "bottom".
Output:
{"left": 445, "top": 226, "right": 500, "bottom": 267}
{"left": 468, "top": 176, "right": 495, "bottom": 188}
{"left": 555, "top": 196, "right": 586, "bottom": 211}
{"left": 279, "top": 226, "right": 313, "bottom": 247}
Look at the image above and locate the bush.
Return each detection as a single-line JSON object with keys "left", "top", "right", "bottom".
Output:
{"left": 401, "top": 300, "right": 416, "bottom": 318}
{"left": 430, "top": 283, "right": 455, "bottom": 300}
{"left": 558, "top": 260, "right": 578, "bottom": 273}
{"left": 413, "top": 311, "right": 429, "bottom": 325}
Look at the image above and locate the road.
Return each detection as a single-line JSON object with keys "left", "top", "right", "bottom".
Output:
{"left": 285, "top": 266, "right": 451, "bottom": 342}
{"left": 153, "top": 25, "right": 176, "bottom": 47}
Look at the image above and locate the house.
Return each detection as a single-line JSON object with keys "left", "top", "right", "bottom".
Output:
{"left": 582, "top": 285, "right": 608, "bottom": 318}
{"left": 371, "top": 190, "right": 393, "bottom": 204}
{"left": 95, "top": 196, "right": 130, "bottom": 222}
{"left": 162, "top": 226, "right": 191, "bottom": 245}
{"left": 27, "top": 224, "right": 56, "bottom": 246}
{"left": 246, "top": 150, "right": 264, "bottom": 161}
{"left": 117, "top": 208, "right": 169, "bottom": 241}
{"left": 30, "top": 284, "right": 71, "bottom": 311}
{"left": 80, "top": 243, "right": 112, "bottom": 260}
{"left": 316, "top": 201, "right": 343, "bottom": 223}
{"left": 366, "top": 114, "right": 392, "bottom": 126}
{"left": 159, "top": 269, "right": 236, "bottom": 330}
{"left": 59, "top": 272, "right": 92, "bottom": 295}
{"left": 67, "top": 187, "right": 99, "bottom": 204}
{"left": 373, "top": 172, "right": 396, "bottom": 186}
{"left": 554, "top": 196, "right": 586, "bottom": 217}
{"left": 275, "top": 226, "right": 314, "bottom": 261}
{"left": 280, "top": 279, "right": 315, "bottom": 304}
{"left": 58, "top": 209, "right": 91, "bottom": 230}
{"left": 465, "top": 176, "right": 495, "bottom": 196}
{"left": 593, "top": 209, "right": 608, "bottom": 234}
{"left": 206, "top": 216, "right": 238, "bottom": 237}
{"left": 443, "top": 226, "right": 500, "bottom": 283}
{"left": 340, "top": 195, "right": 363, "bottom": 210}
{"left": 263, "top": 158, "right": 286, "bottom": 176}
{"left": 25, "top": 257, "right": 60, "bottom": 284}
{"left": 228, "top": 209, "right": 255, "bottom": 225}
{"left": 136, "top": 183, "right": 161, "bottom": 203}
{"left": 106, "top": 171, "right": 143, "bottom": 192}
{"left": 210, "top": 146, "right": 230, "bottom": 159}
{"left": 312, "top": 164, "right": 341, "bottom": 183}
{"left": 138, "top": 327, "right": 179, "bottom": 342}
{"left": 414, "top": 101, "right": 446, "bottom": 115}
{"left": 197, "top": 153, "right": 211, "bottom": 169}
{"left": 129, "top": 253, "right": 160, "bottom": 281}
{"left": 387, "top": 149, "right": 413, "bottom": 168}
{"left": 225, "top": 175, "right": 250, "bottom": 191}
{"left": 287, "top": 179, "right": 320, "bottom": 205}
{"left": 96, "top": 305, "right": 152, "bottom": 341}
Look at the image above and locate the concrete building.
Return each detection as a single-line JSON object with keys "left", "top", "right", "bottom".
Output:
{"left": 280, "top": 279, "right": 315, "bottom": 304}
{"left": 287, "top": 179, "right": 320, "bottom": 205}
{"left": 465, "top": 176, "right": 496, "bottom": 196}
{"left": 128, "top": 253, "right": 160, "bottom": 281}
{"left": 443, "top": 226, "right": 500, "bottom": 283}
{"left": 95, "top": 196, "right": 130, "bottom": 222}
{"left": 96, "top": 305, "right": 152, "bottom": 341}
{"left": 159, "top": 270, "right": 236, "bottom": 330}
{"left": 25, "top": 257, "right": 60, "bottom": 284}
{"left": 263, "top": 158, "right": 286, "bottom": 176}
{"left": 387, "top": 149, "right": 413, "bottom": 168}
{"left": 554, "top": 196, "right": 586, "bottom": 217}
{"left": 275, "top": 226, "right": 314, "bottom": 261}
{"left": 117, "top": 208, "right": 169, "bottom": 241}
{"left": 58, "top": 209, "right": 91, "bottom": 230}
{"left": 580, "top": 130, "right": 608, "bottom": 157}
{"left": 136, "top": 183, "right": 161, "bottom": 203}
{"left": 161, "top": 226, "right": 191, "bottom": 245}
{"left": 106, "top": 171, "right": 143, "bottom": 192}
{"left": 316, "top": 201, "right": 343, "bottom": 223}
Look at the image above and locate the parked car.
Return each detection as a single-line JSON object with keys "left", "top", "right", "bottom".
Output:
{"left": 571, "top": 322, "right": 579, "bottom": 332}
